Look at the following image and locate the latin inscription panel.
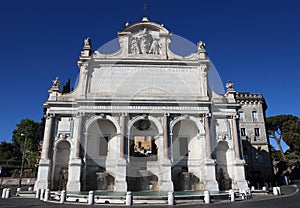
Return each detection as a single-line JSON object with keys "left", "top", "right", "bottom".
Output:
{"left": 89, "top": 66, "right": 203, "bottom": 97}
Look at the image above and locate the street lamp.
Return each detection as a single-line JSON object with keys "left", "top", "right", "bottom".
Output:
{"left": 19, "top": 133, "right": 28, "bottom": 188}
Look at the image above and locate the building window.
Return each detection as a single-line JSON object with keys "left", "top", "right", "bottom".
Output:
{"left": 254, "top": 128, "right": 260, "bottom": 137}
{"left": 252, "top": 111, "right": 258, "bottom": 122}
{"left": 241, "top": 128, "right": 246, "bottom": 137}
{"left": 239, "top": 112, "right": 244, "bottom": 122}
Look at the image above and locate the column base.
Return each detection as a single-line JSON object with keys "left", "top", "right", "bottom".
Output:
{"left": 233, "top": 159, "right": 248, "bottom": 190}
{"left": 114, "top": 180, "right": 128, "bottom": 192}
{"left": 147, "top": 159, "right": 174, "bottom": 192}
{"left": 204, "top": 180, "right": 219, "bottom": 191}
{"left": 236, "top": 180, "right": 249, "bottom": 190}
{"left": 34, "top": 159, "right": 51, "bottom": 191}
{"left": 204, "top": 158, "right": 219, "bottom": 191}
{"left": 158, "top": 180, "right": 174, "bottom": 192}
{"left": 106, "top": 159, "right": 127, "bottom": 192}
{"left": 67, "top": 158, "right": 82, "bottom": 192}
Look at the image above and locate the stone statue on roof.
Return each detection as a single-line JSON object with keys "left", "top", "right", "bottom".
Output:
{"left": 197, "top": 41, "right": 206, "bottom": 53}
{"left": 52, "top": 76, "right": 61, "bottom": 88}
{"left": 84, "top": 37, "right": 91, "bottom": 47}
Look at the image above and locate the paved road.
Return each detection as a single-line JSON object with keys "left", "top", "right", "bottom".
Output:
{"left": 0, "top": 182, "right": 299, "bottom": 207}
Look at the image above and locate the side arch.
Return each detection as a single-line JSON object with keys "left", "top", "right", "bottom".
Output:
{"left": 85, "top": 115, "right": 121, "bottom": 134}
{"left": 52, "top": 140, "right": 71, "bottom": 190}
{"left": 170, "top": 115, "right": 205, "bottom": 136}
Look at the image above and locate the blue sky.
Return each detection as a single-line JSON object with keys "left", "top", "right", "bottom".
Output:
{"left": 0, "top": 0, "right": 299, "bottom": 151}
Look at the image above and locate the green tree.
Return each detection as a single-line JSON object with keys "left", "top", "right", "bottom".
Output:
{"left": 12, "top": 119, "right": 43, "bottom": 168}
{"left": 269, "top": 145, "right": 282, "bottom": 161}
{"left": 62, "top": 78, "right": 71, "bottom": 94}
{"left": 0, "top": 141, "right": 16, "bottom": 162}
{"left": 266, "top": 115, "right": 299, "bottom": 161}
{"left": 282, "top": 118, "right": 300, "bottom": 153}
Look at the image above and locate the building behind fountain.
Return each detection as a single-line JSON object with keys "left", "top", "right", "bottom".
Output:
{"left": 34, "top": 17, "right": 272, "bottom": 192}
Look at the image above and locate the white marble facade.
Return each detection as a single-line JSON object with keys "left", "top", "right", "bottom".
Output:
{"left": 34, "top": 18, "right": 251, "bottom": 192}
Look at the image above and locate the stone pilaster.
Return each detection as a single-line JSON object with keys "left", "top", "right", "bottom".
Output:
{"left": 163, "top": 113, "right": 169, "bottom": 159}
{"left": 231, "top": 115, "right": 241, "bottom": 159}
{"left": 204, "top": 113, "right": 212, "bottom": 159}
{"left": 203, "top": 113, "right": 219, "bottom": 191}
{"left": 231, "top": 114, "right": 248, "bottom": 190}
{"left": 41, "top": 114, "right": 54, "bottom": 160}
{"left": 75, "top": 113, "right": 84, "bottom": 158}
{"left": 155, "top": 113, "right": 173, "bottom": 192}
{"left": 120, "top": 113, "right": 127, "bottom": 158}
{"left": 34, "top": 114, "right": 54, "bottom": 191}
{"left": 79, "top": 62, "right": 89, "bottom": 97}
{"left": 112, "top": 113, "right": 128, "bottom": 192}
{"left": 67, "top": 113, "right": 84, "bottom": 192}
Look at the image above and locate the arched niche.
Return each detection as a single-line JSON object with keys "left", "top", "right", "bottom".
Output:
{"left": 52, "top": 140, "right": 71, "bottom": 190}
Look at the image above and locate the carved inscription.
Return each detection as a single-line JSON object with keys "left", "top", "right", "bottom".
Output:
{"left": 90, "top": 67, "right": 204, "bottom": 96}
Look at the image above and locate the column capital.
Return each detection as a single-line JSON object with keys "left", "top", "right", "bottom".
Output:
{"left": 45, "top": 113, "right": 55, "bottom": 119}
{"left": 163, "top": 113, "right": 170, "bottom": 116}
{"left": 205, "top": 112, "right": 212, "bottom": 118}
{"left": 76, "top": 112, "right": 85, "bottom": 118}
{"left": 121, "top": 113, "right": 128, "bottom": 116}
{"left": 231, "top": 114, "right": 239, "bottom": 120}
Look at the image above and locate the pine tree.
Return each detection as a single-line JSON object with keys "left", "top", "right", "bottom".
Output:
{"left": 62, "top": 78, "right": 71, "bottom": 94}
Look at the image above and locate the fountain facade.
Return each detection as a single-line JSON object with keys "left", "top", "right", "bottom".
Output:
{"left": 34, "top": 18, "right": 263, "bottom": 194}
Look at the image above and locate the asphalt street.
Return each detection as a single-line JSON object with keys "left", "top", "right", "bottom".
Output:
{"left": 0, "top": 182, "right": 299, "bottom": 207}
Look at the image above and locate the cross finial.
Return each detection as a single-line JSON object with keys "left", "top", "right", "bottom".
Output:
{"left": 143, "top": 3, "right": 148, "bottom": 17}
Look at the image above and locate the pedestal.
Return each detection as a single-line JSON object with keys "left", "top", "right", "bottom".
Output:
{"left": 204, "top": 159, "right": 219, "bottom": 191}
{"left": 233, "top": 159, "right": 248, "bottom": 190}
{"left": 148, "top": 159, "right": 174, "bottom": 192}
{"left": 107, "top": 159, "right": 127, "bottom": 192}
{"left": 34, "top": 159, "right": 51, "bottom": 191}
{"left": 67, "top": 158, "right": 82, "bottom": 192}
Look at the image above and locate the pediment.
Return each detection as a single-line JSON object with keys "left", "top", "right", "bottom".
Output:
{"left": 115, "top": 20, "right": 170, "bottom": 59}
{"left": 92, "top": 19, "right": 204, "bottom": 61}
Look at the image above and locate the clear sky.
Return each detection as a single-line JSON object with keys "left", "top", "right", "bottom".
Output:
{"left": 0, "top": 0, "right": 299, "bottom": 150}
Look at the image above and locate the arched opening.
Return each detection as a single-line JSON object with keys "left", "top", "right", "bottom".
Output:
{"left": 84, "top": 119, "right": 117, "bottom": 191}
{"left": 127, "top": 118, "right": 159, "bottom": 191}
{"left": 214, "top": 141, "right": 232, "bottom": 190}
{"left": 52, "top": 141, "right": 70, "bottom": 190}
{"left": 171, "top": 119, "right": 199, "bottom": 191}
{"left": 129, "top": 119, "right": 158, "bottom": 159}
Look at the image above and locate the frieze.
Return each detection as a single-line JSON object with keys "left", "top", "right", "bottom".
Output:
{"left": 80, "top": 105, "right": 207, "bottom": 112}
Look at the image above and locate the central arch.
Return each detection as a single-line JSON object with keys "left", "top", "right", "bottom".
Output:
{"left": 126, "top": 115, "right": 162, "bottom": 191}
